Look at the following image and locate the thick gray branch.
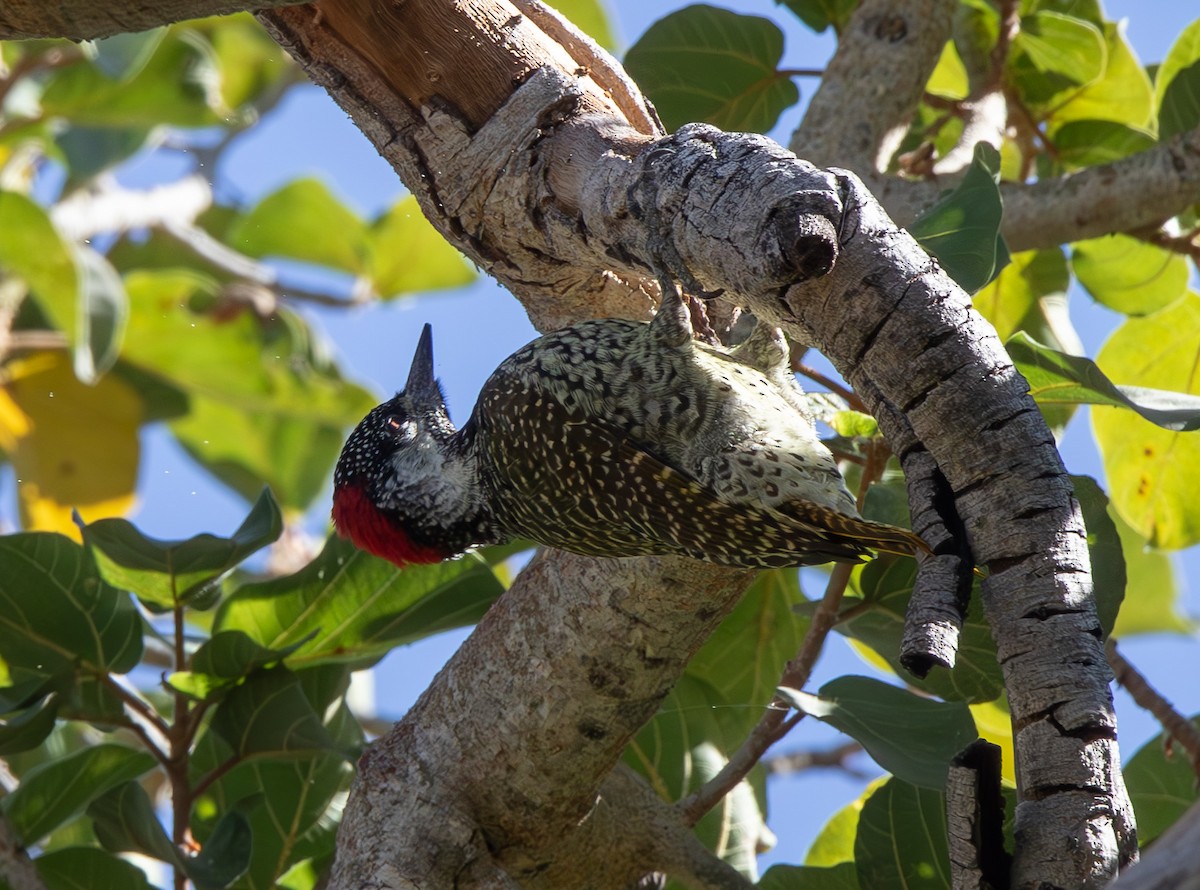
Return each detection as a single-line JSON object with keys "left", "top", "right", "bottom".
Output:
{"left": 0, "top": 0, "right": 308, "bottom": 40}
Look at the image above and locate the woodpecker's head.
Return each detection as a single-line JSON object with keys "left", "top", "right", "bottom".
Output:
{"left": 332, "top": 325, "right": 473, "bottom": 567}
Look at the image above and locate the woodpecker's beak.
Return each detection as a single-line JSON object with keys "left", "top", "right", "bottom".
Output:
{"left": 404, "top": 324, "right": 443, "bottom": 408}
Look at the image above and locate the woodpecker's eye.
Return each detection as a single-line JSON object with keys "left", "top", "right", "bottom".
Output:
{"left": 384, "top": 414, "right": 417, "bottom": 444}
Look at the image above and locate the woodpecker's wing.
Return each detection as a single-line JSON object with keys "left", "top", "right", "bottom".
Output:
{"left": 474, "top": 377, "right": 922, "bottom": 568}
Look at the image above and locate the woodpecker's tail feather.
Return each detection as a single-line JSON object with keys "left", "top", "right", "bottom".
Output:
{"left": 780, "top": 500, "right": 931, "bottom": 559}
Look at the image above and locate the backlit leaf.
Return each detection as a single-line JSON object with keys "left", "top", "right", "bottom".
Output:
{"left": 0, "top": 353, "right": 140, "bottom": 534}
{"left": 1093, "top": 295, "right": 1200, "bottom": 548}
{"left": 367, "top": 196, "right": 475, "bottom": 299}
{"left": 1122, "top": 716, "right": 1200, "bottom": 845}
{"left": 36, "top": 847, "right": 156, "bottom": 890}
{"left": 1155, "top": 18, "right": 1200, "bottom": 140}
{"left": 1073, "top": 234, "right": 1188, "bottom": 316}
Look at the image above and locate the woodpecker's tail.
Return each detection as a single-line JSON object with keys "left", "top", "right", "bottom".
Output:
{"left": 781, "top": 500, "right": 932, "bottom": 559}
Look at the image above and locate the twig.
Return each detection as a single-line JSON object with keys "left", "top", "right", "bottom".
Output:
{"left": 1107, "top": 639, "right": 1200, "bottom": 776}
{"left": 794, "top": 362, "right": 864, "bottom": 411}
{"left": 764, "top": 740, "right": 866, "bottom": 777}
{"left": 0, "top": 814, "right": 46, "bottom": 890}
{"left": 677, "top": 561, "right": 855, "bottom": 825}
{"left": 189, "top": 754, "right": 245, "bottom": 802}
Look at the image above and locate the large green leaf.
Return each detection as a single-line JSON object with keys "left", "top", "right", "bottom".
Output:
{"left": 0, "top": 191, "right": 77, "bottom": 337}
{"left": 0, "top": 533, "right": 143, "bottom": 682}
{"left": 1122, "top": 717, "right": 1200, "bottom": 845}
{"left": 1, "top": 744, "right": 157, "bottom": 844}
{"left": 687, "top": 569, "right": 809, "bottom": 736}
{"left": 758, "top": 863, "right": 859, "bottom": 889}
{"left": 41, "top": 29, "right": 227, "bottom": 126}
{"left": 1070, "top": 476, "right": 1123, "bottom": 637}
{"left": 170, "top": 629, "right": 311, "bottom": 701}
{"left": 1009, "top": 10, "right": 1106, "bottom": 107}
{"left": 1072, "top": 234, "right": 1189, "bottom": 316}
{"left": 910, "top": 143, "right": 1009, "bottom": 293}
{"left": 215, "top": 536, "right": 503, "bottom": 665}
{"left": 81, "top": 488, "right": 283, "bottom": 610}
{"left": 1155, "top": 18, "right": 1200, "bottom": 141}
{"left": 1009, "top": 332, "right": 1200, "bottom": 431}
{"left": 854, "top": 778, "right": 950, "bottom": 889}
{"left": 778, "top": 676, "right": 977, "bottom": 790}
{"left": 1093, "top": 295, "right": 1200, "bottom": 548}
{"left": 1051, "top": 119, "right": 1155, "bottom": 169}
{"left": 1046, "top": 22, "right": 1154, "bottom": 130}
{"left": 229, "top": 178, "right": 369, "bottom": 274}
{"left": 119, "top": 270, "right": 375, "bottom": 510}
{"left": 194, "top": 12, "right": 296, "bottom": 111}
{"left": 209, "top": 667, "right": 342, "bottom": 759}
{"left": 35, "top": 847, "right": 156, "bottom": 890}
{"left": 187, "top": 808, "right": 254, "bottom": 890}
{"left": 70, "top": 244, "right": 129, "bottom": 382}
{"left": 1109, "top": 506, "right": 1191, "bottom": 637}
{"left": 0, "top": 693, "right": 61, "bottom": 755}
{"left": 89, "top": 781, "right": 180, "bottom": 864}
{"left": 624, "top": 5, "right": 799, "bottom": 133}
{"left": 367, "top": 196, "right": 475, "bottom": 299}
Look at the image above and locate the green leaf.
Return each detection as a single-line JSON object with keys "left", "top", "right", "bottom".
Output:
{"left": 1009, "top": 11, "right": 1106, "bottom": 106}
{"left": 972, "top": 249, "right": 1067, "bottom": 341}
{"left": 35, "top": 847, "right": 156, "bottom": 890}
{"left": 216, "top": 536, "right": 503, "bottom": 665}
{"left": 545, "top": 0, "right": 616, "bottom": 49}
{"left": 687, "top": 569, "right": 809, "bottom": 736}
{"left": 71, "top": 244, "right": 129, "bottom": 382}
{"left": 926, "top": 40, "right": 970, "bottom": 101}
{"left": 118, "top": 270, "right": 375, "bottom": 510}
{"left": 1070, "top": 476, "right": 1123, "bottom": 637}
{"left": 171, "top": 629, "right": 312, "bottom": 701}
{"left": 88, "top": 30, "right": 167, "bottom": 81}
{"left": 624, "top": 5, "right": 799, "bottom": 133}
{"left": 828, "top": 558, "right": 1005, "bottom": 703}
{"left": 1047, "top": 22, "right": 1154, "bottom": 130}
{"left": 1109, "top": 506, "right": 1191, "bottom": 637}
{"left": 41, "top": 30, "right": 228, "bottom": 126}
{"left": 1122, "top": 716, "right": 1200, "bottom": 845}
{"left": 0, "top": 693, "right": 60, "bottom": 755}
{"left": 1155, "top": 19, "right": 1200, "bottom": 140}
{"left": 1072, "top": 234, "right": 1189, "bottom": 316}
{"left": 89, "top": 781, "right": 181, "bottom": 864}
{"left": 1, "top": 744, "right": 157, "bottom": 844}
{"left": 81, "top": 487, "right": 283, "bottom": 609}
{"left": 829, "top": 410, "right": 879, "bottom": 439}
{"left": 1051, "top": 120, "right": 1155, "bottom": 169}
{"left": 806, "top": 786, "right": 875, "bottom": 866}
{"left": 854, "top": 778, "right": 950, "bottom": 889}
{"left": 367, "top": 196, "right": 475, "bottom": 299}
{"left": 0, "top": 533, "right": 143, "bottom": 682}
{"left": 1093, "top": 295, "right": 1200, "bottom": 548}
{"left": 0, "top": 191, "right": 77, "bottom": 336}
{"left": 229, "top": 178, "right": 369, "bottom": 274}
{"left": 1008, "top": 332, "right": 1200, "bottom": 431}
{"left": 758, "top": 863, "right": 859, "bottom": 889}
{"left": 778, "top": 676, "right": 977, "bottom": 789}
{"left": 910, "top": 142, "right": 1009, "bottom": 293}
{"left": 56, "top": 125, "right": 155, "bottom": 184}
{"left": 209, "top": 667, "right": 342, "bottom": 759}
{"left": 187, "top": 808, "right": 254, "bottom": 890}
{"left": 197, "top": 13, "right": 295, "bottom": 110}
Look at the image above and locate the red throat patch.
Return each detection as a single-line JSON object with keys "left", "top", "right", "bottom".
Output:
{"left": 331, "top": 483, "right": 449, "bottom": 567}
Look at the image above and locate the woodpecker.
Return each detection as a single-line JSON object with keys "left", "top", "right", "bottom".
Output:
{"left": 332, "top": 290, "right": 926, "bottom": 569}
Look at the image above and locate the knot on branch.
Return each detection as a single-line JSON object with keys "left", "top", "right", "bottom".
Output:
{"left": 627, "top": 123, "right": 842, "bottom": 299}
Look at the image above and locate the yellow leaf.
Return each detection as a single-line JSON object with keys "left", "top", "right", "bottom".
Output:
{"left": 0, "top": 353, "right": 141, "bottom": 537}
{"left": 969, "top": 698, "right": 1015, "bottom": 786}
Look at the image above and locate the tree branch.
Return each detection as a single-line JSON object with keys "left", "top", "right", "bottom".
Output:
{"left": 1107, "top": 639, "right": 1200, "bottom": 777}
{"left": 0, "top": 0, "right": 310, "bottom": 40}
{"left": 0, "top": 815, "right": 45, "bottom": 890}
